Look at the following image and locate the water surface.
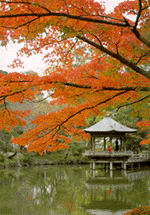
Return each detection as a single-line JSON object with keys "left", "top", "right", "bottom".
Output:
{"left": 0, "top": 165, "right": 150, "bottom": 215}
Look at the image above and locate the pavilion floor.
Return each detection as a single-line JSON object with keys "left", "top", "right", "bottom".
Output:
{"left": 83, "top": 150, "right": 150, "bottom": 170}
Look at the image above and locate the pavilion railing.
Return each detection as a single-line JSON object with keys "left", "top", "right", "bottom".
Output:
{"left": 83, "top": 150, "right": 132, "bottom": 156}
{"left": 83, "top": 151, "right": 150, "bottom": 162}
{"left": 127, "top": 154, "right": 150, "bottom": 162}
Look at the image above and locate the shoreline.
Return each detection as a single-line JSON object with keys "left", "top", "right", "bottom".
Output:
{"left": 0, "top": 157, "right": 90, "bottom": 168}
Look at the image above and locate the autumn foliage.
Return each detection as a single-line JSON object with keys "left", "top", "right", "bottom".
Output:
{"left": 0, "top": 0, "right": 149, "bottom": 154}
{"left": 124, "top": 205, "right": 150, "bottom": 215}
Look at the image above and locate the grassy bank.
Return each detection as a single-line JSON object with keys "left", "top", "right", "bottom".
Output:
{"left": 0, "top": 152, "right": 89, "bottom": 168}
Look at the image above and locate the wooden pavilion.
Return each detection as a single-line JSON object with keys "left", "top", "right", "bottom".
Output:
{"left": 83, "top": 115, "right": 137, "bottom": 170}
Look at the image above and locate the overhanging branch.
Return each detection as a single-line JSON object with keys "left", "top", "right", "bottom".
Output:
{"left": 0, "top": 0, "right": 149, "bottom": 49}
{"left": 50, "top": 90, "right": 130, "bottom": 136}
{"left": 27, "top": 90, "right": 130, "bottom": 143}
{"left": 116, "top": 94, "right": 150, "bottom": 111}
{"left": 77, "top": 35, "right": 150, "bottom": 80}
{"left": 63, "top": 82, "right": 150, "bottom": 92}
{"left": 0, "top": 12, "right": 127, "bottom": 27}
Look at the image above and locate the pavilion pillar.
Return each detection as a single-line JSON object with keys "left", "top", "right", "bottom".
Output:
{"left": 90, "top": 161, "right": 96, "bottom": 170}
{"left": 93, "top": 136, "right": 95, "bottom": 151}
{"left": 122, "top": 161, "right": 127, "bottom": 170}
{"left": 110, "top": 169, "right": 113, "bottom": 178}
{"left": 90, "top": 161, "right": 93, "bottom": 169}
{"left": 110, "top": 136, "right": 112, "bottom": 147}
{"left": 104, "top": 137, "right": 106, "bottom": 151}
{"left": 124, "top": 136, "right": 126, "bottom": 152}
{"left": 93, "top": 161, "right": 95, "bottom": 170}
{"left": 90, "top": 135, "right": 93, "bottom": 151}
{"left": 110, "top": 161, "right": 113, "bottom": 171}
{"left": 91, "top": 135, "right": 96, "bottom": 151}
{"left": 91, "top": 135, "right": 95, "bottom": 151}
{"left": 123, "top": 162, "right": 127, "bottom": 170}
{"left": 120, "top": 137, "right": 122, "bottom": 152}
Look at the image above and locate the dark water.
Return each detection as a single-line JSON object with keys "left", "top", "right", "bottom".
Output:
{"left": 0, "top": 165, "right": 150, "bottom": 215}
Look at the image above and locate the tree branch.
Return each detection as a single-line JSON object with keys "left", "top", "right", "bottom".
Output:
{"left": 0, "top": 0, "right": 52, "bottom": 13}
{"left": 62, "top": 82, "right": 150, "bottom": 92}
{"left": 50, "top": 90, "right": 131, "bottom": 136}
{"left": 0, "top": 0, "right": 149, "bottom": 49}
{"left": 77, "top": 35, "right": 150, "bottom": 79}
{"left": 116, "top": 94, "right": 150, "bottom": 111}
{"left": 134, "top": 0, "right": 142, "bottom": 30}
{"left": 0, "top": 88, "right": 29, "bottom": 101}
{"left": 28, "top": 90, "right": 130, "bottom": 143}
{"left": 0, "top": 13, "right": 128, "bottom": 28}
{"left": 136, "top": 50, "right": 150, "bottom": 64}
{"left": 131, "top": 28, "right": 150, "bottom": 48}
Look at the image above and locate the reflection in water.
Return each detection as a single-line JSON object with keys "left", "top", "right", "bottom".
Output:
{"left": 0, "top": 165, "right": 150, "bottom": 215}
{"left": 84, "top": 170, "right": 135, "bottom": 214}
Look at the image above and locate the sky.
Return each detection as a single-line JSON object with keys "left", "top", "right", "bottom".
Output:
{"left": 0, "top": 0, "right": 125, "bottom": 76}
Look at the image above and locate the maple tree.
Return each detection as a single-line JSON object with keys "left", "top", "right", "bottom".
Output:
{"left": 0, "top": 0, "right": 150, "bottom": 154}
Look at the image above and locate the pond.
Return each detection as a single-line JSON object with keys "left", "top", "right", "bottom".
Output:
{"left": 0, "top": 165, "right": 150, "bottom": 215}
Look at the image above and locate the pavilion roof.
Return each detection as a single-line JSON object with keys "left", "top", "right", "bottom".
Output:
{"left": 84, "top": 116, "right": 137, "bottom": 133}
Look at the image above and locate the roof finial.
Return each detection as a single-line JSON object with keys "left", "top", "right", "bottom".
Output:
{"left": 106, "top": 112, "right": 110, "bottom": 117}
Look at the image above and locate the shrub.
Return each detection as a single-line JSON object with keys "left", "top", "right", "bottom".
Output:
{"left": 20, "top": 153, "right": 35, "bottom": 166}
{"left": 0, "top": 154, "right": 5, "bottom": 162}
{"left": 124, "top": 206, "right": 150, "bottom": 215}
